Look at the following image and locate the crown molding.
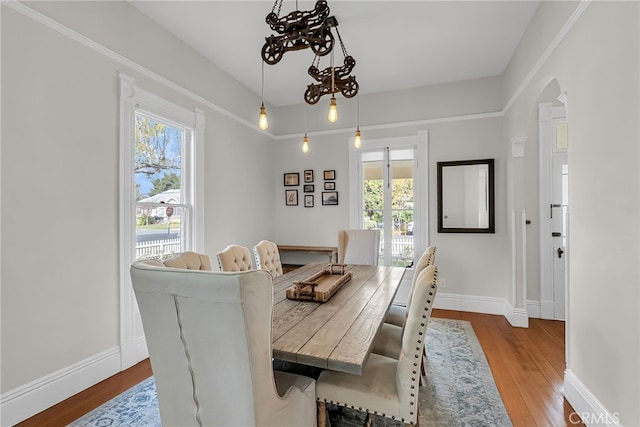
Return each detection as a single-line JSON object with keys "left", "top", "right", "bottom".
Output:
{"left": 4, "top": 1, "right": 270, "bottom": 137}
{"left": 502, "top": 0, "right": 591, "bottom": 114}
{"left": 273, "top": 111, "right": 503, "bottom": 140}
{"left": 6, "top": 0, "right": 590, "bottom": 139}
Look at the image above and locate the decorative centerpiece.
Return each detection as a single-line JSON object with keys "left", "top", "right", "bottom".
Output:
{"left": 286, "top": 264, "right": 352, "bottom": 302}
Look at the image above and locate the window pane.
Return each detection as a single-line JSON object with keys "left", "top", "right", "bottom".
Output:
{"left": 363, "top": 160, "right": 384, "bottom": 230}
{"left": 134, "top": 113, "right": 185, "bottom": 260}
{"left": 556, "top": 122, "right": 568, "bottom": 150}
{"left": 391, "top": 159, "right": 413, "bottom": 267}
{"left": 135, "top": 204, "right": 187, "bottom": 260}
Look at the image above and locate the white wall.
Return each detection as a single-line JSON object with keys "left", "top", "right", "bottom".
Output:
{"left": 1, "top": 2, "right": 273, "bottom": 416}
{"left": 271, "top": 77, "right": 508, "bottom": 301}
{"left": 503, "top": 1, "right": 640, "bottom": 424}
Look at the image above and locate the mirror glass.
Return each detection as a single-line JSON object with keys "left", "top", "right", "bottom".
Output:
{"left": 437, "top": 159, "right": 495, "bottom": 233}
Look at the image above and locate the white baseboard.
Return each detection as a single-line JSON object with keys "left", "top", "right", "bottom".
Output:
{"left": 504, "top": 302, "right": 529, "bottom": 328}
{"left": 0, "top": 347, "right": 121, "bottom": 426}
{"left": 434, "top": 292, "right": 507, "bottom": 315}
{"left": 564, "top": 369, "right": 622, "bottom": 427}
{"left": 434, "top": 293, "right": 531, "bottom": 328}
{"left": 527, "top": 300, "right": 541, "bottom": 318}
{"left": 540, "top": 299, "right": 555, "bottom": 319}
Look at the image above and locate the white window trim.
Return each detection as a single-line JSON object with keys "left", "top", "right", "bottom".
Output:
{"left": 118, "top": 73, "right": 204, "bottom": 368}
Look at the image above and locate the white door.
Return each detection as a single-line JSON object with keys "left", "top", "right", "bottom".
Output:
{"left": 359, "top": 147, "right": 416, "bottom": 266}
{"left": 551, "top": 154, "right": 568, "bottom": 319}
{"left": 540, "top": 103, "right": 568, "bottom": 320}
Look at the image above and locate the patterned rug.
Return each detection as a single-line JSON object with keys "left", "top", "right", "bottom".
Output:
{"left": 69, "top": 318, "right": 511, "bottom": 427}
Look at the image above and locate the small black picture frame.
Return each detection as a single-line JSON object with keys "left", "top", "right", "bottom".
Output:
{"left": 322, "top": 191, "right": 339, "bottom": 206}
{"left": 284, "top": 173, "right": 299, "bottom": 186}
{"left": 304, "top": 170, "right": 314, "bottom": 183}
{"left": 324, "top": 181, "right": 335, "bottom": 190}
{"left": 304, "top": 184, "right": 314, "bottom": 193}
{"left": 285, "top": 189, "right": 298, "bottom": 206}
{"left": 323, "top": 170, "right": 336, "bottom": 180}
{"left": 304, "top": 195, "right": 314, "bottom": 208}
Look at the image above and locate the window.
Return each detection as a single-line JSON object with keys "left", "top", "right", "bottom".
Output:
{"left": 134, "top": 112, "right": 189, "bottom": 260}
{"left": 118, "top": 73, "right": 204, "bottom": 367}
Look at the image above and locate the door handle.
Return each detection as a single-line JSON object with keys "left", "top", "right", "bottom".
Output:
{"left": 557, "top": 247, "right": 564, "bottom": 258}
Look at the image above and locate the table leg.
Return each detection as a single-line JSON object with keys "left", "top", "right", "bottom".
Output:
{"left": 317, "top": 400, "right": 328, "bottom": 427}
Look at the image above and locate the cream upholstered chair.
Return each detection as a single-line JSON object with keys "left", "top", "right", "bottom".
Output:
{"left": 217, "top": 244, "right": 253, "bottom": 272}
{"left": 130, "top": 262, "right": 317, "bottom": 427}
{"left": 385, "top": 246, "right": 436, "bottom": 327}
{"left": 337, "top": 229, "right": 381, "bottom": 265}
{"left": 162, "top": 251, "right": 212, "bottom": 271}
{"left": 253, "top": 240, "right": 284, "bottom": 278}
{"left": 316, "top": 265, "right": 438, "bottom": 427}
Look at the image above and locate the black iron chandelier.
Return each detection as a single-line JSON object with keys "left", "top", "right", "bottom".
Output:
{"left": 259, "top": 0, "right": 361, "bottom": 150}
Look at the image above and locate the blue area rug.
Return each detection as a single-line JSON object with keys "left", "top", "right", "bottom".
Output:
{"left": 69, "top": 318, "right": 511, "bottom": 427}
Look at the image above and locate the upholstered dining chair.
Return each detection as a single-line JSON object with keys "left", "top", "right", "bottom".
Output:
{"left": 316, "top": 265, "right": 438, "bottom": 427}
{"left": 217, "top": 244, "right": 253, "bottom": 272}
{"left": 253, "top": 240, "right": 284, "bottom": 278}
{"left": 162, "top": 250, "right": 212, "bottom": 271}
{"left": 130, "top": 262, "right": 317, "bottom": 427}
{"left": 386, "top": 246, "right": 436, "bottom": 327}
{"left": 337, "top": 229, "right": 381, "bottom": 265}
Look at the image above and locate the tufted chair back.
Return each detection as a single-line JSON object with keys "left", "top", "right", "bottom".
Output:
{"left": 253, "top": 240, "right": 283, "bottom": 278}
{"left": 337, "top": 229, "right": 381, "bottom": 265}
{"left": 162, "top": 251, "right": 212, "bottom": 271}
{"left": 217, "top": 244, "right": 253, "bottom": 272}
{"left": 396, "top": 265, "right": 438, "bottom": 423}
{"left": 405, "top": 246, "right": 437, "bottom": 314}
{"left": 130, "top": 264, "right": 317, "bottom": 426}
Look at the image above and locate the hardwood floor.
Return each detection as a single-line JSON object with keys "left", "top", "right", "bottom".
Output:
{"left": 17, "top": 310, "right": 583, "bottom": 427}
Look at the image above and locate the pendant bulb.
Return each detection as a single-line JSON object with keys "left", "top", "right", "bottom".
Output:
{"left": 354, "top": 128, "right": 362, "bottom": 149}
{"left": 328, "top": 96, "right": 338, "bottom": 123}
{"left": 258, "top": 103, "right": 268, "bottom": 130}
{"left": 302, "top": 133, "right": 310, "bottom": 153}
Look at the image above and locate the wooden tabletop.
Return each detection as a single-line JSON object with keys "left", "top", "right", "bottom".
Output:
{"left": 271, "top": 262, "right": 405, "bottom": 375}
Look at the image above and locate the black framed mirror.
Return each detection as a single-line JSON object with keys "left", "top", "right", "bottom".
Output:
{"left": 437, "top": 159, "right": 495, "bottom": 233}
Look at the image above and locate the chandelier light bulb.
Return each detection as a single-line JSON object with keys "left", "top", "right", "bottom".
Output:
{"left": 258, "top": 103, "right": 268, "bottom": 130}
{"left": 302, "top": 133, "right": 310, "bottom": 153}
{"left": 328, "top": 96, "right": 338, "bottom": 123}
{"left": 354, "top": 128, "right": 362, "bottom": 149}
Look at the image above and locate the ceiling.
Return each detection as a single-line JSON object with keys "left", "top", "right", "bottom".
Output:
{"left": 130, "top": 1, "right": 540, "bottom": 107}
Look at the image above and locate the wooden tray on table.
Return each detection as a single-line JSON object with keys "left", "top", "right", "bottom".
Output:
{"left": 286, "top": 264, "right": 352, "bottom": 303}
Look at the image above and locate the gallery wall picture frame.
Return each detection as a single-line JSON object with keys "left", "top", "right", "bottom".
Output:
{"left": 322, "top": 191, "right": 339, "bottom": 206}
{"left": 324, "top": 181, "right": 335, "bottom": 190}
{"left": 304, "top": 184, "right": 314, "bottom": 193}
{"left": 284, "top": 173, "right": 299, "bottom": 186}
{"left": 285, "top": 189, "right": 298, "bottom": 206}
{"left": 304, "top": 170, "right": 314, "bottom": 183}
{"left": 323, "top": 170, "right": 336, "bottom": 180}
{"left": 304, "top": 195, "right": 314, "bottom": 208}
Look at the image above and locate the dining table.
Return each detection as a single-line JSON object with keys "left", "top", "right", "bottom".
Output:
{"left": 271, "top": 262, "right": 405, "bottom": 375}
